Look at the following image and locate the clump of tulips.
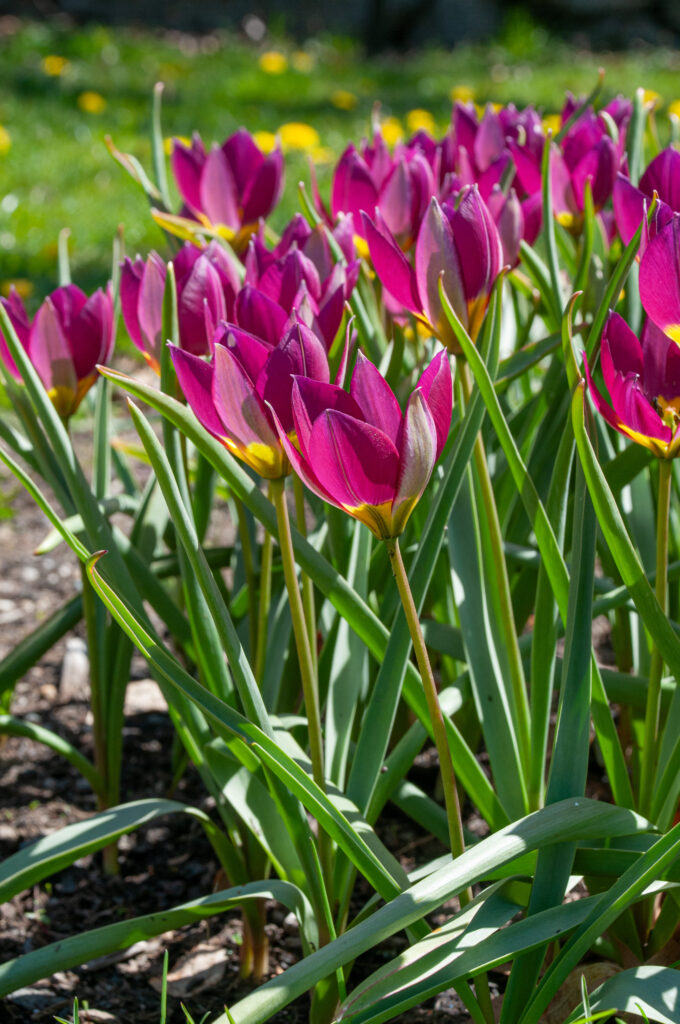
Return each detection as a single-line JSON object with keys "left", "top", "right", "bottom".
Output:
{"left": 4, "top": 79, "right": 680, "bottom": 1024}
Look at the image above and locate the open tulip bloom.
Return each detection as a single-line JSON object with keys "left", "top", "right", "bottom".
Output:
{"left": 271, "top": 349, "right": 452, "bottom": 539}
{"left": 0, "top": 283, "right": 114, "bottom": 420}
{"left": 171, "top": 128, "right": 284, "bottom": 249}
{"left": 613, "top": 146, "right": 680, "bottom": 247}
{"left": 584, "top": 312, "right": 680, "bottom": 458}
{"left": 363, "top": 185, "right": 503, "bottom": 351}
{"left": 170, "top": 316, "right": 332, "bottom": 480}
{"left": 638, "top": 215, "right": 680, "bottom": 347}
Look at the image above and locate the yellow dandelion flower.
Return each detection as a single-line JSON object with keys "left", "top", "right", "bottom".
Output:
{"left": 78, "top": 91, "right": 106, "bottom": 114}
{"left": 669, "top": 99, "right": 680, "bottom": 120}
{"left": 0, "top": 126, "right": 10, "bottom": 154}
{"left": 310, "top": 146, "right": 335, "bottom": 164}
{"left": 279, "top": 122, "right": 320, "bottom": 151}
{"left": 292, "top": 51, "right": 315, "bottom": 73}
{"left": 331, "top": 89, "right": 358, "bottom": 111}
{"left": 259, "top": 51, "right": 287, "bottom": 75}
{"left": 406, "top": 109, "right": 436, "bottom": 134}
{"left": 1, "top": 278, "right": 34, "bottom": 300}
{"left": 542, "top": 113, "right": 561, "bottom": 137}
{"left": 42, "top": 55, "right": 70, "bottom": 77}
{"left": 450, "top": 85, "right": 475, "bottom": 104}
{"left": 642, "top": 89, "right": 661, "bottom": 108}
{"left": 381, "top": 116, "right": 403, "bottom": 148}
{"left": 253, "top": 130, "right": 277, "bottom": 154}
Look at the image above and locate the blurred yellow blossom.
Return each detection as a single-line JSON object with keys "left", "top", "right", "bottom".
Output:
{"left": 0, "top": 126, "right": 10, "bottom": 154}
{"left": 164, "top": 135, "right": 191, "bottom": 155}
{"left": 475, "top": 101, "right": 503, "bottom": 119}
{"left": 42, "top": 55, "right": 70, "bottom": 77}
{"left": 1, "top": 279, "right": 33, "bottom": 300}
{"left": 450, "top": 85, "right": 475, "bottom": 104}
{"left": 259, "top": 51, "right": 287, "bottom": 74}
{"left": 542, "top": 113, "right": 561, "bottom": 136}
{"left": 669, "top": 100, "right": 680, "bottom": 120}
{"left": 381, "top": 117, "right": 403, "bottom": 147}
{"left": 406, "top": 108, "right": 436, "bottom": 134}
{"left": 642, "top": 89, "right": 661, "bottom": 108}
{"left": 310, "top": 146, "right": 335, "bottom": 164}
{"left": 331, "top": 89, "right": 358, "bottom": 111}
{"left": 78, "top": 91, "right": 106, "bottom": 114}
{"left": 279, "top": 122, "right": 320, "bottom": 151}
{"left": 292, "top": 51, "right": 315, "bottom": 73}
{"left": 253, "top": 130, "right": 277, "bottom": 154}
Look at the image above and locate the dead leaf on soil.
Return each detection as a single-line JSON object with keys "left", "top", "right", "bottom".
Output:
{"left": 149, "top": 939, "right": 230, "bottom": 998}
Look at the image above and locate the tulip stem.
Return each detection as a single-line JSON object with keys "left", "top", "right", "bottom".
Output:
{"left": 234, "top": 496, "right": 258, "bottom": 666}
{"left": 385, "top": 537, "right": 469, "bottom": 882}
{"left": 293, "top": 474, "right": 318, "bottom": 677}
{"left": 271, "top": 477, "right": 331, "bottom": 886}
{"left": 640, "top": 457, "right": 672, "bottom": 817}
{"left": 458, "top": 359, "right": 532, "bottom": 807}
{"left": 254, "top": 491, "right": 273, "bottom": 685}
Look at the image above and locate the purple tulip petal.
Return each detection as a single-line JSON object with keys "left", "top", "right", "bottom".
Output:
{"left": 415, "top": 349, "right": 452, "bottom": 458}
{"left": 450, "top": 187, "right": 503, "bottom": 303}
{"left": 119, "top": 257, "right": 145, "bottom": 351}
{"left": 170, "top": 344, "right": 225, "bottom": 439}
{"left": 474, "top": 106, "right": 505, "bottom": 173}
{"left": 235, "top": 285, "right": 288, "bottom": 346}
{"left": 415, "top": 197, "right": 465, "bottom": 333}
{"left": 613, "top": 174, "right": 647, "bottom": 246}
{"left": 241, "top": 147, "right": 284, "bottom": 224}
{"left": 291, "top": 376, "right": 362, "bottom": 458}
{"left": 316, "top": 282, "right": 345, "bottom": 349}
{"left": 138, "top": 253, "right": 166, "bottom": 359}
{"left": 642, "top": 317, "right": 680, "bottom": 401}
{"left": 0, "top": 290, "right": 30, "bottom": 379}
{"left": 640, "top": 147, "right": 680, "bottom": 212}
{"left": 171, "top": 134, "right": 206, "bottom": 212}
{"left": 331, "top": 145, "right": 379, "bottom": 230}
{"left": 392, "top": 388, "right": 437, "bottom": 535}
{"left": 178, "top": 256, "right": 226, "bottom": 356}
{"left": 200, "top": 146, "right": 240, "bottom": 230}
{"left": 349, "top": 351, "right": 402, "bottom": 445}
{"left": 213, "top": 342, "right": 281, "bottom": 462}
{"left": 218, "top": 324, "right": 272, "bottom": 384}
{"left": 30, "top": 297, "right": 77, "bottom": 398}
{"left": 362, "top": 210, "right": 420, "bottom": 313}
{"left": 639, "top": 217, "right": 680, "bottom": 345}
{"left": 601, "top": 314, "right": 669, "bottom": 442}
{"left": 308, "top": 408, "right": 399, "bottom": 512}
{"left": 222, "top": 129, "right": 263, "bottom": 196}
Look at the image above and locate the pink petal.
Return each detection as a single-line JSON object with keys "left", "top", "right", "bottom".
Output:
{"left": 362, "top": 210, "right": 420, "bottom": 313}
{"left": 213, "top": 342, "right": 279, "bottom": 453}
{"left": 241, "top": 147, "right": 284, "bottom": 223}
{"left": 415, "top": 349, "right": 452, "bottom": 459}
{"left": 349, "top": 351, "right": 402, "bottom": 446}
{"left": 170, "top": 344, "right": 225, "bottom": 439}
{"left": 392, "top": 388, "right": 437, "bottom": 535}
{"left": 415, "top": 197, "right": 465, "bottom": 332}
{"left": 171, "top": 134, "right": 206, "bottom": 212}
{"left": 235, "top": 285, "right": 288, "bottom": 346}
{"left": 639, "top": 217, "right": 680, "bottom": 342}
{"left": 200, "top": 147, "right": 240, "bottom": 230}
{"left": 291, "top": 377, "right": 362, "bottom": 459}
{"left": 308, "top": 408, "right": 399, "bottom": 511}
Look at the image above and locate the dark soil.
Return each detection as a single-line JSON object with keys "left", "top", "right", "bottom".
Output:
{"left": 0, "top": 483, "right": 476, "bottom": 1024}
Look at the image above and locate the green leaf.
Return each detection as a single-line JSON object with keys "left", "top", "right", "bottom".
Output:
{"left": 566, "top": 966, "right": 680, "bottom": 1024}
{"left": 0, "top": 594, "right": 82, "bottom": 708}
{"left": 212, "top": 800, "right": 648, "bottom": 1024}
{"left": 0, "top": 881, "right": 317, "bottom": 998}
{"left": 0, "top": 799, "right": 215, "bottom": 904}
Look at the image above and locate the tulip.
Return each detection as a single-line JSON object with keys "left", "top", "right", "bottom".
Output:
{"left": 584, "top": 312, "right": 680, "bottom": 458}
{"left": 170, "top": 316, "right": 331, "bottom": 480}
{"left": 120, "top": 242, "right": 240, "bottom": 370}
{"left": 171, "top": 129, "right": 284, "bottom": 249}
{"left": 0, "top": 287, "right": 31, "bottom": 380}
{"left": 613, "top": 147, "right": 680, "bottom": 246}
{"left": 11, "top": 283, "right": 114, "bottom": 420}
{"left": 272, "top": 349, "right": 452, "bottom": 539}
{"left": 551, "top": 103, "right": 626, "bottom": 228}
{"left": 638, "top": 216, "right": 680, "bottom": 347}
{"left": 331, "top": 128, "right": 437, "bottom": 247}
{"left": 239, "top": 217, "right": 359, "bottom": 349}
{"left": 363, "top": 186, "right": 504, "bottom": 351}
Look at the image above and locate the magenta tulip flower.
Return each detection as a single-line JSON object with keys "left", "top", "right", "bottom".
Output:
{"left": 613, "top": 147, "right": 680, "bottom": 247}
{"left": 363, "top": 185, "right": 504, "bottom": 351}
{"left": 639, "top": 216, "right": 680, "bottom": 347}
{"left": 10, "top": 284, "right": 114, "bottom": 420}
{"left": 239, "top": 217, "right": 359, "bottom": 349}
{"left": 120, "top": 242, "right": 240, "bottom": 370}
{"left": 551, "top": 104, "right": 626, "bottom": 228}
{"left": 171, "top": 129, "right": 284, "bottom": 250}
{"left": 584, "top": 312, "right": 680, "bottom": 458}
{"left": 170, "top": 316, "right": 331, "bottom": 480}
{"left": 0, "top": 287, "right": 31, "bottom": 380}
{"left": 331, "top": 128, "right": 437, "bottom": 247}
{"left": 272, "top": 349, "right": 452, "bottom": 539}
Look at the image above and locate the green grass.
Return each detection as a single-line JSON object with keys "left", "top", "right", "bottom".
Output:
{"left": 1, "top": 17, "right": 679, "bottom": 300}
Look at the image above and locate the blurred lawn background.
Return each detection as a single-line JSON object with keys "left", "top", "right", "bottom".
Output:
{"left": 1, "top": 13, "right": 680, "bottom": 305}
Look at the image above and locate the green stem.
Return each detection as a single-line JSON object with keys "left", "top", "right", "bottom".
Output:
{"left": 293, "top": 474, "right": 318, "bottom": 676}
{"left": 234, "top": 496, "right": 258, "bottom": 665}
{"left": 254, "top": 486, "right": 274, "bottom": 686}
{"left": 385, "top": 539, "right": 468, "bottom": 877}
{"left": 271, "top": 477, "right": 330, "bottom": 882}
{"left": 459, "top": 360, "right": 532, "bottom": 797}
{"left": 640, "top": 457, "right": 672, "bottom": 817}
